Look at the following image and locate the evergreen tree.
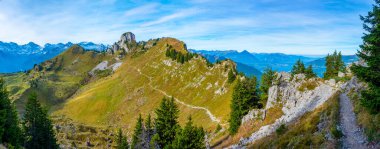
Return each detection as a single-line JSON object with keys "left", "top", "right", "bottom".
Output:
{"left": 323, "top": 50, "right": 345, "bottom": 79}
{"left": 335, "top": 51, "right": 345, "bottom": 72}
{"left": 23, "top": 93, "right": 58, "bottom": 149}
{"left": 259, "top": 67, "right": 276, "bottom": 102}
{"left": 132, "top": 114, "right": 144, "bottom": 149}
{"left": 351, "top": 0, "right": 380, "bottom": 113}
{"left": 0, "top": 78, "right": 23, "bottom": 148}
{"left": 229, "top": 77, "right": 260, "bottom": 134}
{"left": 227, "top": 69, "right": 236, "bottom": 83}
{"left": 154, "top": 97, "right": 179, "bottom": 148}
{"left": 291, "top": 59, "right": 305, "bottom": 75}
{"left": 305, "top": 65, "right": 317, "bottom": 79}
{"left": 116, "top": 128, "right": 129, "bottom": 149}
{"left": 172, "top": 116, "right": 206, "bottom": 149}
{"left": 145, "top": 114, "right": 153, "bottom": 147}
{"left": 324, "top": 54, "right": 334, "bottom": 79}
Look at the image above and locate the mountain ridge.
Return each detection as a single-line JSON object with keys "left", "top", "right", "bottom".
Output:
{"left": 0, "top": 41, "right": 108, "bottom": 73}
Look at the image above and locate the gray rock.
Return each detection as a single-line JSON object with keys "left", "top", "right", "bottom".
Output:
{"left": 107, "top": 32, "right": 136, "bottom": 54}
{"left": 338, "top": 71, "right": 345, "bottom": 77}
{"left": 233, "top": 72, "right": 340, "bottom": 148}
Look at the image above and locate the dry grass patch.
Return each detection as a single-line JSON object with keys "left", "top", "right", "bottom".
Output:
{"left": 298, "top": 79, "right": 318, "bottom": 92}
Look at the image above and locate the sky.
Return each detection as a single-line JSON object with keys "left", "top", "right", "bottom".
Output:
{"left": 0, "top": 0, "right": 374, "bottom": 55}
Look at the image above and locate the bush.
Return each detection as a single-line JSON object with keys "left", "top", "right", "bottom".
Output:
{"left": 215, "top": 124, "right": 222, "bottom": 133}
{"left": 330, "top": 126, "right": 343, "bottom": 139}
{"left": 94, "top": 69, "right": 112, "bottom": 78}
{"left": 297, "top": 80, "right": 318, "bottom": 92}
{"left": 276, "top": 124, "right": 287, "bottom": 135}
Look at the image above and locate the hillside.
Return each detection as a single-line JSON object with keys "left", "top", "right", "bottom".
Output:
{"left": 14, "top": 45, "right": 114, "bottom": 114}
{"left": 54, "top": 37, "right": 236, "bottom": 134}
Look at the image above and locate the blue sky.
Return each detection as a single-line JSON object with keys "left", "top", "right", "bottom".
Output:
{"left": 0, "top": 0, "right": 373, "bottom": 55}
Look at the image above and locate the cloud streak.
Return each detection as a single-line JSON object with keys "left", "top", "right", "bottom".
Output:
{"left": 141, "top": 8, "right": 201, "bottom": 27}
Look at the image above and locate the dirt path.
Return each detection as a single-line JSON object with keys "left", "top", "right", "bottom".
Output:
{"left": 135, "top": 68, "right": 222, "bottom": 124}
{"left": 339, "top": 93, "right": 368, "bottom": 149}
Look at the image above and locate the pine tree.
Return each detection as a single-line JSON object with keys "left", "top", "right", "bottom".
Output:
{"left": 229, "top": 77, "right": 260, "bottom": 134}
{"left": 227, "top": 69, "right": 236, "bottom": 83}
{"left": 259, "top": 67, "right": 276, "bottom": 102}
{"left": 324, "top": 54, "right": 334, "bottom": 79}
{"left": 132, "top": 114, "right": 144, "bottom": 149}
{"left": 0, "top": 78, "right": 23, "bottom": 148}
{"left": 154, "top": 97, "right": 179, "bottom": 148}
{"left": 336, "top": 51, "right": 345, "bottom": 72}
{"left": 23, "top": 93, "right": 58, "bottom": 149}
{"left": 305, "top": 65, "right": 317, "bottom": 79}
{"left": 351, "top": 0, "right": 380, "bottom": 114}
{"left": 172, "top": 116, "right": 206, "bottom": 149}
{"left": 291, "top": 59, "right": 306, "bottom": 75}
{"left": 323, "top": 50, "right": 345, "bottom": 79}
{"left": 145, "top": 114, "right": 153, "bottom": 147}
{"left": 116, "top": 128, "right": 129, "bottom": 149}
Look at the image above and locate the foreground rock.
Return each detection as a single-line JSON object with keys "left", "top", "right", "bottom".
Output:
{"left": 234, "top": 72, "right": 340, "bottom": 148}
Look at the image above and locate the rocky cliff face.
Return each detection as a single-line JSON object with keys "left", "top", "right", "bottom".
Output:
{"left": 236, "top": 72, "right": 341, "bottom": 148}
{"left": 108, "top": 32, "right": 136, "bottom": 54}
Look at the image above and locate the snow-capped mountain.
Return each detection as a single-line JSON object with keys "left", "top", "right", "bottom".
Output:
{"left": 0, "top": 41, "right": 108, "bottom": 73}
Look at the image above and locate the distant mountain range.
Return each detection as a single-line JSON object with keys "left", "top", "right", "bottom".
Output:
{"left": 0, "top": 42, "right": 359, "bottom": 77}
{"left": 0, "top": 41, "right": 107, "bottom": 73}
{"left": 191, "top": 50, "right": 358, "bottom": 77}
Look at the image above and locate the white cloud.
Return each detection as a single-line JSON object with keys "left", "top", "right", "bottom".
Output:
{"left": 141, "top": 8, "right": 201, "bottom": 27}
{"left": 124, "top": 3, "right": 158, "bottom": 17}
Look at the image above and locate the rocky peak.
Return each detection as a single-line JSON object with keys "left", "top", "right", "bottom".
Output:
{"left": 108, "top": 32, "right": 137, "bottom": 54}
{"left": 120, "top": 32, "right": 136, "bottom": 44}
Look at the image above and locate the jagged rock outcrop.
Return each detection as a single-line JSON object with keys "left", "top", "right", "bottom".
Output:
{"left": 234, "top": 72, "right": 341, "bottom": 148}
{"left": 89, "top": 60, "right": 123, "bottom": 76}
{"left": 107, "top": 32, "right": 136, "bottom": 54}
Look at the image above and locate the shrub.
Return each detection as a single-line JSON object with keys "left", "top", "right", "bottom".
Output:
{"left": 276, "top": 124, "right": 287, "bottom": 135}
{"left": 297, "top": 80, "right": 318, "bottom": 92}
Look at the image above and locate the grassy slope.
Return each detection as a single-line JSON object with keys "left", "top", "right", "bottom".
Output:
{"left": 14, "top": 45, "right": 113, "bottom": 114}
{"left": 0, "top": 73, "right": 29, "bottom": 101}
{"left": 55, "top": 38, "right": 235, "bottom": 131}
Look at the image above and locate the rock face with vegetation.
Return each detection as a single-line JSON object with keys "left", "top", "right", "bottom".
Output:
{"left": 234, "top": 72, "right": 340, "bottom": 147}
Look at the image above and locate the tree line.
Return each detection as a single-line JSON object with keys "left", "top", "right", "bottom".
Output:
{"left": 165, "top": 47, "right": 196, "bottom": 64}
{"left": 116, "top": 97, "right": 206, "bottom": 149}
{"left": 291, "top": 59, "right": 316, "bottom": 79}
{"left": 0, "top": 78, "right": 58, "bottom": 149}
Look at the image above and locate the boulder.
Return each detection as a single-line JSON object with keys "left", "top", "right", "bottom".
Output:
{"left": 338, "top": 71, "right": 345, "bottom": 77}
